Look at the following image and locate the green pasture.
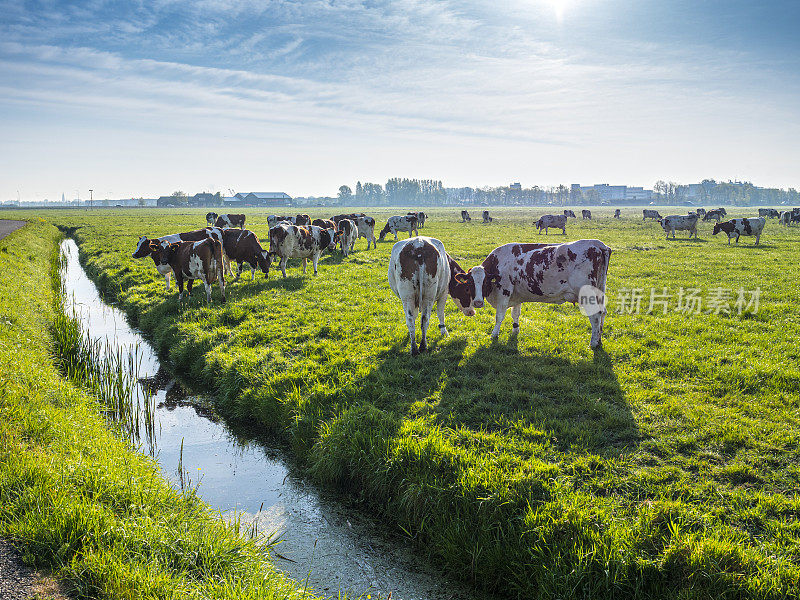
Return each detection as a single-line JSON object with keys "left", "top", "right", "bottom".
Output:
{"left": 23, "top": 206, "right": 800, "bottom": 598}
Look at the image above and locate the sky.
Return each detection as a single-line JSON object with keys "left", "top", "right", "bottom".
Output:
{"left": 1, "top": 0, "right": 799, "bottom": 201}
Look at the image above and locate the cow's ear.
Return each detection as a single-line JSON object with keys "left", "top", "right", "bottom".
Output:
{"left": 168, "top": 242, "right": 181, "bottom": 250}
{"left": 454, "top": 272, "right": 469, "bottom": 284}
{"left": 148, "top": 240, "right": 159, "bottom": 251}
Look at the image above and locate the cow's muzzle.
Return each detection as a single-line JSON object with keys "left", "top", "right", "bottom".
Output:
{"left": 473, "top": 300, "right": 484, "bottom": 309}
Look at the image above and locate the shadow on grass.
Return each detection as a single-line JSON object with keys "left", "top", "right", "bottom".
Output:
{"left": 431, "top": 340, "right": 638, "bottom": 456}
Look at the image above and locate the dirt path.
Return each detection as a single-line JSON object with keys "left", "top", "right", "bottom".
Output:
{"left": 0, "top": 541, "right": 68, "bottom": 600}
{"left": 0, "top": 220, "right": 26, "bottom": 241}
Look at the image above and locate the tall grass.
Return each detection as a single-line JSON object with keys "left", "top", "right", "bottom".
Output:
{"left": 50, "top": 247, "right": 156, "bottom": 447}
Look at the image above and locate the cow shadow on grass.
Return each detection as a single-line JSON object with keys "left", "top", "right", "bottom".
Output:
{"left": 433, "top": 341, "right": 638, "bottom": 457}
{"left": 224, "top": 274, "right": 307, "bottom": 298}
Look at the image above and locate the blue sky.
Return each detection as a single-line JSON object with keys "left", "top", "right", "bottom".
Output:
{"left": 1, "top": 0, "right": 798, "bottom": 200}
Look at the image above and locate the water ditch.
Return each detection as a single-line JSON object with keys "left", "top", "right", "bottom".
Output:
{"left": 59, "top": 238, "right": 489, "bottom": 600}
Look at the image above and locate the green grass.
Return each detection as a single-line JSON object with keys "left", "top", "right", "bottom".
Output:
{"left": 0, "top": 220, "right": 316, "bottom": 600}
{"left": 22, "top": 206, "right": 800, "bottom": 598}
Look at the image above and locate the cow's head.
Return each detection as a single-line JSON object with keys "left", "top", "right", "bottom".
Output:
{"left": 257, "top": 250, "right": 271, "bottom": 277}
{"left": 712, "top": 222, "right": 722, "bottom": 235}
{"left": 660, "top": 218, "right": 670, "bottom": 231}
{"left": 535, "top": 218, "right": 544, "bottom": 230}
{"left": 133, "top": 236, "right": 148, "bottom": 258}
{"left": 323, "top": 228, "right": 338, "bottom": 251}
{"left": 378, "top": 224, "right": 390, "bottom": 241}
{"left": 449, "top": 264, "right": 500, "bottom": 316}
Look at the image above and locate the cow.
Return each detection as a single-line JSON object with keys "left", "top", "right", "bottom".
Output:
{"left": 696, "top": 208, "right": 706, "bottom": 217}
{"left": 614, "top": 209, "right": 621, "bottom": 219}
{"left": 703, "top": 209, "right": 725, "bottom": 222}
{"left": 387, "top": 236, "right": 451, "bottom": 355}
{"left": 312, "top": 218, "right": 336, "bottom": 230}
{"left": 779, "top": 211, "right": 792, "bottom": 226}
{"left": 718, "top": 207, "right": 728, "bottom": 217}
{"left": 535, "top": 214, "right": 567, "bottom": 235}
{"left": 564, "top": 209, "right": 576, "bottom": 218}
{"left": 133, "top": 227, "right": 226, "bottom": 290}
{"left": 268, "top": 215, "right": 294, "bottom": 228}
{"left": 407, "top": 212, "right": 427, "bottom": 228}
{"left": 712, "top": 217, "right": 765, "bottom": 245}
{"left": 643, "top": 209, "right": 662, "bottom": 221}
{"left": 206, "top": 212, "right": 218, "bottom": 226}
{"left": 461, "top": 210, "right": 471, "bottom": 222}
{"left": 267, "top": 223, "right": 337, "bottom": 277}
{"left": 758, "top": 208, "right": 780, "bottom": 218}
{"left": 147, "top": 238, "right": 226, "bottom": 304}
{"left": 582, "top": 210, "right": 592, "bottom": 220}
{"left": 448, "top": 240, "right": 612, "bottom": 348}
{"left": 214, "top": 214, "right": 246, "bottom": 229}
{"left": 332, "top": 213, "right": 365, "bottom": 225}
{"left": 379, "top": 215, "right": 419, "bottom": 241}
{"left": 294, "top": 214, "right": 311, "bottom": 226}
{"left": 792, "top": 209, "right": 800, "bottom": 224}
{"left": 337, "top": 218, "right": 358, "bottom": 256}
{"left": 660, "top": 214, "right": 699, "bottom": 239}
{"left": 220, "top": 228, "right": 271, "bottom": 281}
{"left": 483, "top": 210, "right": 493, "bottom": 223}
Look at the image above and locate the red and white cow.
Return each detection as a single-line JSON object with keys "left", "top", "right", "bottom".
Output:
{"left": 448, "top": 240, "right": 612, "bottom": 348}
{"left": 535, "top": 214, "right": 567, "bottom": 235}
{"left": 214, "top": 214, "right": 246, "bottom": 229}
{"left": 267, "top": 223, "right": 337, "bottom": 277}
{"left": 220, "top": 228, "right": 271, "bottom": 281}
{"left": 132, "top": 227, "right": 226, "bottom": 289}
{"left": 337, "top": 218, "right": 358, "bottom": 256}
{"left": 712, "top": 217, "right": 765, "bottom": 245}
{"left": 388, "top": 236, "right": 450, "bottom": 355}
{"left": 147, "top": 238, "right": 226, "bottom": 304}
{"left": 660, "top": 214, "right": 699, "bottom": 239}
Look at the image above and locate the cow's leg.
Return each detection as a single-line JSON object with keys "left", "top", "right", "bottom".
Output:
{"left": 562, "top": 227, "right": 566, "bottom": 235}
{"left": 176, "top": 275, "right": 185, "bottom": 304}
{"left": 217, "top": 265, "right": 226, "bottom": 302}
{"left": 755, "top": 232, "right": 761, "bottom": 245}
{"left": 394, "top": 231, "right": 398, "bottom": 240}
{"left": 235, "top": 262, "right": 243, "bottom": 282}
{"left": 312, "top": 253, "right": 319, "bottom": 276}
{"left": 588, "top": 310, "right": 605, "bottom": 349}
{"left": 419, "top": 304, "right": 431, "bottom": 352}
{"left": 280, "top": 258, "right": 288, "bottom": 278}
{"left": 405, "top": 303, "right": 419, "bottom": 355}
{"left": 736, "top": 234, "right": 740, "bottom": 244}
{"left": 511, "top": 304, "right": 522, "bottom": 333}
{"left": 164, "top": 272, "right": 171, "bottom": 291}
{"left": 251, "top": 262, "right": 256, "bottom": 280}
{"left": 436, "top": 293, "right": 448, "bottom": 337}
{"left": 491, "top": 298, "right": 510, "bottom": 339}
{"left": 302, "top": 258, "right": 308, "bottom": 274}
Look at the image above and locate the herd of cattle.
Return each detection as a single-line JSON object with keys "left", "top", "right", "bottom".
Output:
{"left": 132, "top": 206, "right": 796, "bottom": 354}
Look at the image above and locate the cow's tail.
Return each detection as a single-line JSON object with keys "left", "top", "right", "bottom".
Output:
{"left": 597, "top": 244, "right": 612, "bottom": 298}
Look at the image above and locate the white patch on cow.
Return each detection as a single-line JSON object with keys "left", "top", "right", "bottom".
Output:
{"left": 188, "top": 254, "right": 206, "bottom": 280}
{"left": 578, "top": 284, "right": 606, "bottom": 316}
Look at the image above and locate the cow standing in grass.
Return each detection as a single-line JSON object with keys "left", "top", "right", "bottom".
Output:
{"left": 337, "top": 218, "right": 357, "bottom": 256}
{"left": 267, "top": 223, "right": 337, "bottom": 277}
{"left": 220, "top": 229, "right": 271, "bottom": 281}
{"left": 214, "top": 214, "right": 246, "bottom": 229}
{"left": 582, "top": 210, "right": 592, "bottom": 220}
{"left": 133, "top": 227, "right": 227, "bottom": 289}
{"left": 614, "top": 209, "right": 621, "bottom": 218}
{"left": 483, "top": 210, "right": 493, "bottom": 223}
{"left": 713, "top": 217, "right": 766, "bottom": 245}
{"left": 661, "top": 214, "right": 699, "bottom": 239}
{"left": 387, "top": 236, "right": 451, "bottom": 355}
{"left": 449, "top": 240, "right": 612, "bottom": 348}
{"left": 461, "top": 210, "right": 471, "bottom": 222}
{"left": 148, "top": 238, "right": 226, "bottom": 304}
{"left": 643, "top": 209, "right": 662, "bottom": 221}
{"left": 564, "top": 209, "right": 576, "bottom": 218}
{"left": 379, "top": 215, "right": 419, "bottom": 241}
{"left": 758, "top": 208, "right": 780, "bottom": 218}
{"left": 703, "top": 209, "right": 725, "bottom": 222}
{"left": 268, "top": 215, "right": 294, "bottom": 228}
{"left": 332, "top": 214, "right": 377, "bottom": 249}
{"left": 407, "top": 212, "right": 427, "bottom": 228}
{"left": 535, "top": 214, "right": 567, "bottom": 235}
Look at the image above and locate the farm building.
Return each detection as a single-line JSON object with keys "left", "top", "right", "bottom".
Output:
{"left": 224, "top": 192, "right": 292, "bottom": 207}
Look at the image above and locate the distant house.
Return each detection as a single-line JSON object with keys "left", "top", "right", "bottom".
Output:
{"left": 509, "top": 182, "right": 522, "bottom": 191}
{"left": 157, "top": 195, "right": 181, "bottom": 207}
{"left": 224, "top": 192, "right": 292, "bottom": 207}
{"left": 189, "top": 192, "right": 222, "bottom": 207}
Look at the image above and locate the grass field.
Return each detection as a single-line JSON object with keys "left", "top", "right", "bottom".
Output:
{"left": 24, "top": 206, "right": 800, "bottom": 598}
{"left": 0, "top": 220, "right": 315, "bottom": 600}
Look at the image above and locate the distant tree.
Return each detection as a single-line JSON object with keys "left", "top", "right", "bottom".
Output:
{"left": 171, "top": 190, "right": 188, "bottom": 206}
{"left": 137, "top": 197, "right": 145, "bottom": 207}
{"left": 338, "top": 185, "right": 353, "bottom": 201}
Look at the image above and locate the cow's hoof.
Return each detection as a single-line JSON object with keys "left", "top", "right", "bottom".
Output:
{"left": 410, "top": 346, "right": 419, "bottom": 356}
{"left": 591, "top": 341, "right": 603, "bottom": 350}
{"left": 419, "top": 342, "right": 427, "bottom": 352}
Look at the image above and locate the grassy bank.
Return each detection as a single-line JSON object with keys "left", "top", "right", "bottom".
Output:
{"left": 29, "top": 207, "right": 800, "bottom": 598}
{"left": 0, "top": 220, "right": 314, "bottom": 599}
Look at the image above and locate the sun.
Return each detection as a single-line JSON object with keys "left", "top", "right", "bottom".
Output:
{"left": 548, "top": 0, "right": 571, "bottom": 22}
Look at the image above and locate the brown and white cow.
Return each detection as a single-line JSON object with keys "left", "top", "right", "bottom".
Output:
{"left": 268, "top": 215, "right": 294, "bottom": 228}
{"left": 582, "top": 209, "right": 592, "bottom": 220}
{"left": 332, "top": 213, "right": 376, "bottom": 249}
{"left": 220, "top": 228, "right": 271, "bottom": 281}
{"left": 214, "top": 214, "right": 246, "bottom": 229}
{"left": 482, "top": 210, "right": 493, "bottom": 223}
{"left": 379, "top": 215, "right": 418, "bottom": 241}
{"left": 660, "top": 214, "right": 699, "bottom": 239}
{"left": 461, "top": 210, "right": 471, "bottom": 222}
{"left": 133, "top": 227, "right": 226, "bottom": 289}
{"left": 614, "top": 209, "right": 621, "bottom": 219}
{"left": 337, "top": 218, "right": 358, "bottom": 256}
{"left": 535, "top": 214, "right": 567, "bottom": 235}
{"left": 147, "top": 238, "right": 226, "bottom": 304}
{"left": 407, "top": 211, "right": 427, "bottom": 228}
{"left": 206, "top": 212, "right": 218, "bottom": 226}
{"left": 449, "top": 240, "right": 612, "bottom": 348}
{"left": 643, "top": 209, "right": 662, "bottom": 221}
{"left": 387, "top": 236, "right": 451, "bottom": 355}
{"left": 712, "top": 217, "right": 765, "bottom": 245}
{"left": 312, "top": 218, "right": 336, "bottom": 230}
{"left": 294, "top": 214, "right": 311, "bottom": 226}
{"left": 564, "top": 209, "right": 577, "bottom": 218}
{"left": 267, "top": 223, "right": 337, "bottom": 277}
